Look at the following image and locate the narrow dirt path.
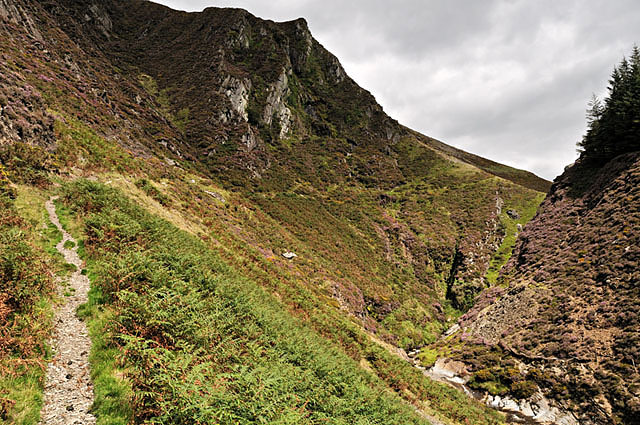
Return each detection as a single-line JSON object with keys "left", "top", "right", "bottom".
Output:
{"left": 40, "top": 197, "right": 96, "bottom": 425}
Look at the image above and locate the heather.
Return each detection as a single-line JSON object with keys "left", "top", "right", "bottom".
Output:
{"left": 444, "top": 49, "right": 640, "bottom": 424}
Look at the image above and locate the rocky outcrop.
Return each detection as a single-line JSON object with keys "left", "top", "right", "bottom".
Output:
{"left": 327, "top": 55, "right": 346, "bottom": 84}
{"left": 287, "top": 19, "right": 312, "bottom": 73}
{"left": 224, "top": 14, "right": 250, "bottom": 50}
{"left": 484, "top": 393, "right": 579, "bottom": 425}
{"left": 0, "top": 0, "right": 42, "bottom": 41}
{"left": 241, "top": 126, "right": 258, "bottom": 151}
{"left": 84, "top": 2, "right": 113, "bottom": 38}
{"left": 261, "top": 69, "right": 292, "bottom": 138}
{"left": 423, "top": 357, "right": 579, "bottom": 425}
{"left": 447, "top": 194, "right": 506, "bottom": 310}
{"left": 219, "top": 75, "right": 251, "bottom": 123}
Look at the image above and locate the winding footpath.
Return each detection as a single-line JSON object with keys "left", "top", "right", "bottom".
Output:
{"left": 40, "top": 197, "right": 96, "bottom": 425}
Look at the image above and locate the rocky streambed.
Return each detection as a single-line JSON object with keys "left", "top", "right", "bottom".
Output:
{"left": 405, "top": 350, "right": 579, "bottom": 425}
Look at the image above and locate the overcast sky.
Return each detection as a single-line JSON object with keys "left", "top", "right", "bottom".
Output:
{"left": 154, "top": 0, "right": 639, "bottom": 180}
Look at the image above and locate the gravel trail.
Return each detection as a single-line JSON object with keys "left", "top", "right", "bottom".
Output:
{"left": 40, "top": 197, "right": 96, "bottom": 425}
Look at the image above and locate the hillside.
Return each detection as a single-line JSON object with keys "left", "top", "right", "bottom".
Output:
{"left": 434, "top": 154, "right": 640, "bottom": 425}
{"left": 0, "top": 1, "right": 552, "bottom": 424}
{"left": 428, "top": 54, "right": 640, "bottom": 424}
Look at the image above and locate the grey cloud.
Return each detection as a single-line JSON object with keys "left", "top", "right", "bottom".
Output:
{"left": 153, "top": 0, "right": 640, "bottom": 180}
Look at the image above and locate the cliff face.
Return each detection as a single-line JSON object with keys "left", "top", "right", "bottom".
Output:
{"left": 42, "top": 0, "right": 401, "bottom": 181}
{"left": 456, "top": 153, "right": 640, "bottom": 424}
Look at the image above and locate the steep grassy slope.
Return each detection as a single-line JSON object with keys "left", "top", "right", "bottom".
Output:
{"left": 60, "top": 179, "right": 432, "bottom": 425}
{"left": 52, "top": 178, "right": 510, "bottom": 425}
{"left": 0, "top": 0, "right": 549, "bottom": 423}
{"left": 0, "top": 168, "right": 61, "bottom": 423}
{"left": 439, "top": 154, "right": 640, "bottom": 424}
{"left": 55, "top": 0, "right": 549, "bottom": 315}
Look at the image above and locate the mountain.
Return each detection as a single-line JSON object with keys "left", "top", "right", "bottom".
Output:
{"left": 0, "top": 1, "right": 570, "bottom": 424}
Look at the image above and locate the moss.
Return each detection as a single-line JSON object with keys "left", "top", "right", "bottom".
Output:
{"left": 416, "top": 348, "right": 439, "bottom": 368}
{"left": 485, "top": 191, "right": 546, "bottom": 284}
{"left": 510, "top": 380, "right": 537, "bottom": 399}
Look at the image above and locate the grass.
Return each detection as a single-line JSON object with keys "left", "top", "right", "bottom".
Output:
{"left": 77, "top": 297, "right": 133, "bottom": 425}
{"left": 416, "top": 348, "right": 439, "bottom": 368}
{"left": 485, "top": 191, "right": 546, "bottom": 284}
{"left": 54, "top": 179, "right": 508, "bottom": 425}
{"left": 54, "top": 116, "right": 143, "bottom": 174}
{"left": 59, "top": 179, "right": 432, "bottom": 424}
{"left": 81, "top": 167, "right": 520, "bottom": 423}
{"left": 0, "top": 348, "right": 48, "bottom": 425}
{"left": 0, "top": 185, "right": 59, "bottom": 424}
{"left": 134, "top": 178, "right": 170, "bottom": 206}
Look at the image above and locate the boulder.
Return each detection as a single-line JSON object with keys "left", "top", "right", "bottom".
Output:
{"left": 507, "top": 209, "right": 520, "bottom": 219}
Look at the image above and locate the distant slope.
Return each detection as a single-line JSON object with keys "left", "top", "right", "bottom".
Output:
{"left": 47, "top": 0, "right": 550, "bottom": 191}
{"left": 416, "top": 133, "right": 551, "bottom": 193}
{"left": 47, "top": 0, "right": 549, "bottom": 310}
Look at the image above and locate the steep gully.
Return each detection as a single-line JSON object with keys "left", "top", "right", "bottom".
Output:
{"left": 40, "top": 197, "right": 96, "bottom": 425}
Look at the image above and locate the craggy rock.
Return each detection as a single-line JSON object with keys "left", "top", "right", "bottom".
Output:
{"left": 261, "top": 69, "right": 292, "bottom": 138}
{"left": 219, "top": 75, "right": 251, "bottom": 123}
{"left": 447, "top": 194, "right": 506, "bottom": 310}
{"left": 0, "top": 0, "right": 42, "bottom": 40}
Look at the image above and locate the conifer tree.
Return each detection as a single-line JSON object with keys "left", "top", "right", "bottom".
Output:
{"left": 579, "top": 46, "right": 640, "bottom": 162}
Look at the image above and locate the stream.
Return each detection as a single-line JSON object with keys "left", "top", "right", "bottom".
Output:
{"left": 406, "top": 349, "right": 578, "bottom": 425}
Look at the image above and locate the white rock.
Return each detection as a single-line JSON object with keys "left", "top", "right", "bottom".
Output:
{"left": 242, "top": 126, "right": 258, "bottom": 151}
{"left": 262, "top": 69, "right": 293, "bottom": 138}
{"left": 444, "top": 323, "right": 460, "bottom": 336}
{"left": 219, "top": 75, "right": 251, "bottom": 122}
{"left": 204, "top": 190, "right": 225, "bottom": 203}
